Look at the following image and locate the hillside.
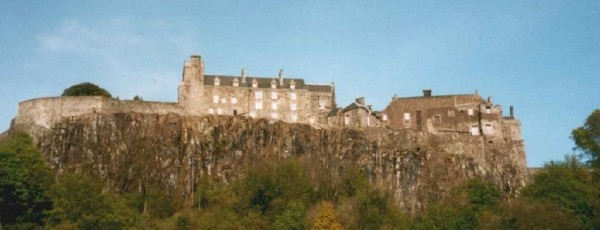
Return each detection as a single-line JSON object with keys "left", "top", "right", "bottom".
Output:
{"left": 9, "top": 111, "right": 528, "bottom": 214}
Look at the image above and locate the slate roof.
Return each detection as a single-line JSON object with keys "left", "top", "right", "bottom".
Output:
{"left": 204, "top": 75, "right": 332, "bottom": 93}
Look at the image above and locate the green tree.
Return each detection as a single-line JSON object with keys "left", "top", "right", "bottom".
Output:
{"left": 413, "top": 179, "right": 501, "bottom": 230}
{"left": 61, "top": 82, "right": 112, "bottom": 97}
{"left": 44, "top": 173, "right": 141, "bottom": 229}
{"left": 572, "top": 109, "right": 600, "bottom": 166}
{"left": 0, "top": 132, "right": 53, "bottom": 228}
{"left": 521, "top": 155, "right": 597, "bottom": 228}
{"left": 272, "top": 200, "right": 307, "bottom": 230}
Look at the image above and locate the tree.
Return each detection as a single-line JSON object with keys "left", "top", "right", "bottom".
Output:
{"left": 272, "top": 200, "right": 307, "bottom": 230}
{"left": 521, "top": 155, "right": 597, "bottom": 228}
{"left": 572, "top": 109, "right": 600, "bottom": 166}
{"left": 61, "top": 82, "right": 112, "bottom": 97}
{"left": 313, "top": 201, "right": 343, "bottom": 230}
{"left": 44, "top": 173, "right": 141, "bottom": 229}
{"left": 0, "top": 132, "right": 53, "bottom": 228}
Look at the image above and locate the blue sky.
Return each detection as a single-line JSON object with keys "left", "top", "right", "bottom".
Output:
{"left": 1, "top": 1, "right": 598, "bottom": 167}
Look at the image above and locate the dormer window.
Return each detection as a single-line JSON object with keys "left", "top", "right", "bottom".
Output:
{"left": 290, "top": 80, "right": 296, "bottom": 90}
{"left": 252, "top": 79, "right": 258, "bottom": 88}
{"left": 214, "top": 77, "right": 220, "bottom": 86}
{"left": 271, "top": 79, "right": 277, "bottom": 89}
{"left": 233, "top": 78, "right": 239, "bottom": 87}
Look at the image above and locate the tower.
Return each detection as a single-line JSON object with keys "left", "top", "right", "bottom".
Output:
{"left": 178, "top": 55, "right": 205, "bottom": 114}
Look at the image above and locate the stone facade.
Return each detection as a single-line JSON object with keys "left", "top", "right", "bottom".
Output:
{"left": 384, "top": 90, "right": 522, "bottom": 142}
{"left": 178, "top": 55, "right": 335, "bottom": 127}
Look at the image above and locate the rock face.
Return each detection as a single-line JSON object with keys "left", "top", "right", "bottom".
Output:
{"left": 10, "top": 112, "right": 528, "bottom": 214}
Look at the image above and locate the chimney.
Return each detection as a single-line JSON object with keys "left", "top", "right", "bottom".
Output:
{"left": 423, "top": 89, "right": 432, "bottom": 97}
{"left": 241, "top": 68, "right": 247, "bottom": 83}
{"left": 279, "top": 69, "right": 284, "bottom": 86}
{"left": 487, "top": 96, "right": 492, "bottom": 104}
{"left": 510, "top": 106, "right": 514, "bottom": 118}
{"left": 367, "top": 105, "right": 373, "bottom": 111}
{"left": 355, "top": 97, "right": 365, "bottom": 105}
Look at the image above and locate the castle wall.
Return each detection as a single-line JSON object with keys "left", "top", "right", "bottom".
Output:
{"left": 14, "top": 96, "right": 182, "bottom": 129}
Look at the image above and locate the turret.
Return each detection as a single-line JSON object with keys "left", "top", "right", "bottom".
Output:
{"left": 182, "top": 55, "right": 204, "bottom": 83}
{"left": 178, "top": 55, "right": 206, "bottom": 115}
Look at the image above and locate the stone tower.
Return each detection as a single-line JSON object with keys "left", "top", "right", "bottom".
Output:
{"left": 178, "top": 55, "right": 205, "bottom": 115}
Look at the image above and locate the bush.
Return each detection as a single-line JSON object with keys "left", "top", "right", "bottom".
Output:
{"left": 61, "top": 82, "right": 112, "bottom": 97}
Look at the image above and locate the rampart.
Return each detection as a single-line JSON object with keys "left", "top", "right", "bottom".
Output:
{"left": 14, "top": 96, "right": 182, "bottom": 130}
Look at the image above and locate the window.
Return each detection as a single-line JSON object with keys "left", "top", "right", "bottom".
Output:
{"left": 404, "top": 112, "right": 411, "bottom": 120}
{"left": 470, "top": 125, "right": 479, "bottom": 136}
{"left": 255, "top": 91, "right": 263, "bottom": 99}
{"left": 433, "top": 115, "right": 442, "bottom": 124}
{"left": 208, "top": 108, "right": 214, "bottom": 114}
{"left": 231, "top": 97, "right": 238, "bottom": 104}
{"left": 233, "top": 78, "right": 239, "bottom": 87}
{"left": 271, "top": 112, "right": 278, "bottom": 119}
{"left": 319, "top": 101, "right": 326, "bottom": 110}
{"left": 214, "top": 77, "right": 220, "bottom": 86}
{"left": 252, "top": 79, "right": 258, "bottom": 88}
{"left": 468, "top": 109, "right": 474, "bottom": 116}
{"left": 217, "top": 108, "right": 223, "bottom": 115}
{"left": 271, "top": 92, "right": 278, "bottom": 100}
{"left": 344, "top": 114, "right": 350, "bottom": 125}
{"left": 309, "top": 118, "right": 315, "bottom": 124}
{"left": 255, "top": 101, "right": 263, "bottom": 110}
{"left": 483, "top": 123, "right": 493, "bottom": 135}
{"left": 271, "top": 102, "right": 278, "bottom": 110}
{"left": 382, "top": 114, "right": 388, "bottom": 121}
{"left": 290, "top": 103, "right": 297, "bottom": 111}
{"left": 291, "top": 113, "right": 298, "bottom": 121}
{"left": 271, "top": 82, "right": 277, "bottom": 89}
{"left": 290, "top": 81, "right": 296, "bottom": 89}
{"left": 213, "top": 95, "right": 219, "bottom": 103}
{"left": 290, "top": 92, "right": 297, "bottom": 100}
{"left": 221, "top": 98, "right": 227, "bottom": 104}
{"left": 485, "top": 106, "right": 491, "bottom": 114}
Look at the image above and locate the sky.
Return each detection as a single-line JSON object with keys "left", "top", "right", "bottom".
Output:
{"left": 0, "top": 1, "right": 599, "bottom": 167}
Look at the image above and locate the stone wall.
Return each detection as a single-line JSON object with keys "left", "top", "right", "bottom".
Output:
{"left": 14, "top": 96, "right": 182, "bottom": 132}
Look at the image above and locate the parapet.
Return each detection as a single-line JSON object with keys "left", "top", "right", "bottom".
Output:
{"left": 14, "top": 96, "right": 183, "bottom": 130}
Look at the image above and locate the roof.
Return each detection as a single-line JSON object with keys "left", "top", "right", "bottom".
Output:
{"left": 204, "top": 75, "right": 332, "bottom": 93}
{"left": 392, "top": 93, "right": 483, "bottom": 101}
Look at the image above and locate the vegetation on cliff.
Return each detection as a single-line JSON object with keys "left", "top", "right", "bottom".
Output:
{"left": 61, "top": 82, "right": 112, "bottom": 97}
{"left": 1, "top": 110, "right": 600, "bottom": 229}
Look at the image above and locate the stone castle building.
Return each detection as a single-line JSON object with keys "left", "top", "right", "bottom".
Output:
{"left": 178, "top": 55, "right": 335, "bottom": 127}
{"left": 14, "top": 55, "right": 522, "bottom": 142}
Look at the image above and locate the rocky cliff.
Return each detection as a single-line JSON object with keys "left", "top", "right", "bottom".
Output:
{"left": 9, "top": 112, "right": 528, "bottom": 214}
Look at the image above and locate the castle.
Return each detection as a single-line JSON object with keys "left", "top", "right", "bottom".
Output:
{"left": 14, "top": 55, "right": 522, "bottom": 142}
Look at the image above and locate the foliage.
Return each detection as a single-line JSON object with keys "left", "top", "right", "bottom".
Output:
{"left": 521, "top": 155, "right": 597, "bottom": 228}
{"left": 61, "top": 82, "right": 112, "bottom": 97}
{"left": 44, "top": 173, "right": 142, "bottom": 229}
{"left": 0, "top": 132, "right": 53, "bottom": 228}
{"left": 572, "top": 109, "right": 600, "bottom": 167}
{"left": 272, "top": 200, "right": 307, "bottom": 230}
{"left": 313, "top": 201, "right": 343, "bottom": 230}
{"left": 133, "top": 95, "right": 143, "bottom": 101}
{"left": 413, "top": 179, "right": 501, "bottom": 230}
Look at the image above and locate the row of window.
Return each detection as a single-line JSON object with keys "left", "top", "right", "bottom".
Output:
{"left": 214, "top": 78, "right": 296, "bottom": 89}
{"left": 212, "top": 94, "right": 327, "bottom": 111}
{"left": 401, "top": 107, "right": 491, "bottom": 121}
{"left": 254, "top": 102, "right": 297, "bottom": 111}
{"left": 207, "top": 107, "right": 301, "bottom": 122}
